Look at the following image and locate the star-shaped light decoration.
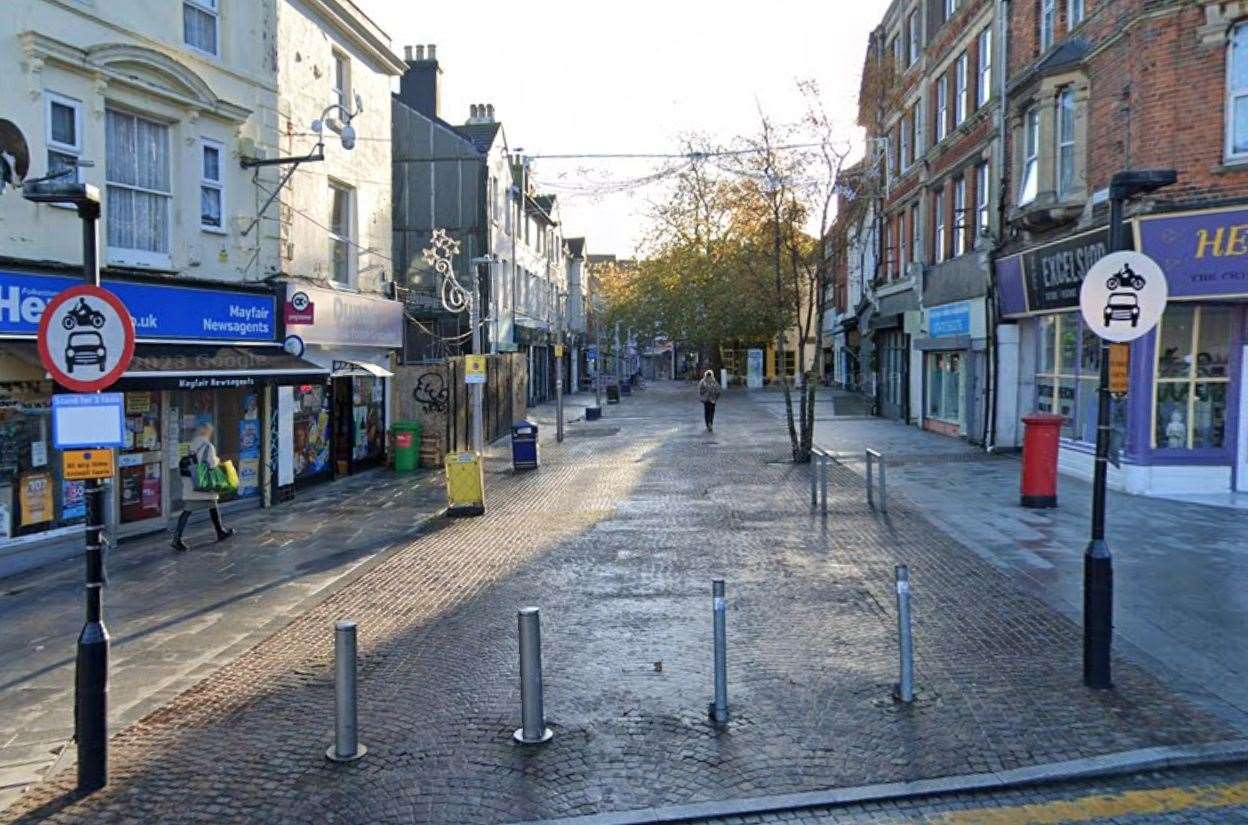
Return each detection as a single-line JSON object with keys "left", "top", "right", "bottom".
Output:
{"left": 423, "top": 227, "right": 471, "bottom": 314}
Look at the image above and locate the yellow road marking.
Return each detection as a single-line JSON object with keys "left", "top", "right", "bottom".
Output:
{"left": 930, "top": 777, "right": 1248, "bottom": 824}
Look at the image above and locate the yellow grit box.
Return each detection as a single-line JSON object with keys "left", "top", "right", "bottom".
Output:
{"left": 444, "top": 450, "right": 485, "bottom": 517}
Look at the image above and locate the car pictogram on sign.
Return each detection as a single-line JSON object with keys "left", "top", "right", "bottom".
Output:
{"left": 65, "top": 330, "right": 107, "bottom": 373}
{"left": 1103, "top": 292, "right": 1141, "bottom": 328}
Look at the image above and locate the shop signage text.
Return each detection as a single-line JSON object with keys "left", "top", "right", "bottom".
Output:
{"left": 285, "top": 284, "right": 402, "bottom": 349}
{"left": 1021, "top": 229, "right": 1111, "bottom": 313}
{"left": 63, "top": 449, "right": 115, "bottom": 480}
{"left": 927, "top": 302, "right": 972, "bottom": 338}
{"left": 1138, "top": 206, "right": 1248, "bottom": 298}
{"left": 0, "top": 271, "right": 276, "bottom": 342}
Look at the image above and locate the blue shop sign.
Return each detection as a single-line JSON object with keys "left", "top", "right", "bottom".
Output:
{"left": 0, "top": 271, "right": 276, "bottom": 342}
{"left": 928, "top": 301, "right": 971, "bottom": 338}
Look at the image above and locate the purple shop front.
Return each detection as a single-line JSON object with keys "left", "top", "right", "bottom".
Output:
{"left": 992, "top": 210, "right": 1248, "bottom": 496}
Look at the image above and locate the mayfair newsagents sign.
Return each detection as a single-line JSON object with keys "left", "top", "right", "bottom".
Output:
{"left": 0, "top": 271, "right": 276, "bottom": 342}
{"left": 284, "top": 284, "right": 403, "bottom": 349}
{"left": 1021, "top": 229, "right": 1112, "bottom": 313}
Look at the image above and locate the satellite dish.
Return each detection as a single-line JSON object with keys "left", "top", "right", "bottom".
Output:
{"left": 0, "top": 119, "right": 31, "bottom": 194}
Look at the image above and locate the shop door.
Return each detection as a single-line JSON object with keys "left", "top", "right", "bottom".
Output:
{"left": 118, "top": 391, "right": 165, "bottom": 529}
{"left": 332, "top": 378, "right": 353, "bottom": 477}
{"left": 1239, "top": 345, "right": 1248, "bottom": 492}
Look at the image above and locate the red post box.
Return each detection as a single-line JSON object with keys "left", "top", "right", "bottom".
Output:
{"left": 1020, "top": 413, "right": 1064, "bottom": 508}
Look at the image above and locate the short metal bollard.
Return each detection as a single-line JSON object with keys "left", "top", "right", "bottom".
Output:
{"left": 514, "top": 607, "right": 553, "bottom": 744}
{"left": 820, "top": 451, "right": 829, "bottom": 518}
{"left": 810, "top": 451, "right": 818, "bottom": 508}
{"left": 326, "top": 620, "right": 367, "bottom": 762}
{"left": 865, "top": 449, "right": 887, "bottom": 512}
{"left": 894, "top": 566, "right": 914, "bottom": 703}
{"left": 708, "top": 579, "right": 729, "bottom": 724}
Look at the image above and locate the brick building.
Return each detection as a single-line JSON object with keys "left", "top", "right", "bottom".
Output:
{"left": 993, "top": 0, "right": 1248, "bottom": 497}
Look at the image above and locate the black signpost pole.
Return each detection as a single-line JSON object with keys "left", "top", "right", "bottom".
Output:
{"left": 75, "top": 192, "right": 109, "bottom": 792}
{"left": 1083, "top": 170, "right": 1177, "bottom": 690}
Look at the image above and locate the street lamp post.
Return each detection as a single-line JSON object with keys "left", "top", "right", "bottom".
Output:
{"left": 425, "top": 230, "right": 484, "bottom": 455}
{"left": 22, "top": 177, "right": 108, "bottom": 792}
{"left": 556, "top": 288, "right": 565, "bottom": 443}
{"left": 1083, "top": 169, "right": 1177, "bottom": 690}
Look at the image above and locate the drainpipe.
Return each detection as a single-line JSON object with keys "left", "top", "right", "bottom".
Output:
{"left": 985, "top": 0, "right": 1009, "bottom": 452}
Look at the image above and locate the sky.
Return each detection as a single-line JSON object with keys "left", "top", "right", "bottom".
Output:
{"left": 361, "top": 0, "right": 890, "bottom": 258}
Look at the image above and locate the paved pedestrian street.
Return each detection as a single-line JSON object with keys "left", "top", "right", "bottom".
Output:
{"left": 1, "top": 383, "right": 1241, "bottom": 824}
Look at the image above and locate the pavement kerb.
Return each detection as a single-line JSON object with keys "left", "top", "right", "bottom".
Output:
{"left": 505, "top": 739, "right": 1248, "bottom": 825}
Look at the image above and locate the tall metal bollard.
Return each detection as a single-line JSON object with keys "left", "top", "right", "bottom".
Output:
{"left": 865, "top": 449, "right": 875, "bottom": 509}
{"left": 894, "top": 566, "right": 914, "bottom": 703}
{"left": 878, "top": 454, "right": 888, "bottom": 513}
{"left": 326, "top": 621, "right": 367, "bottom": 761}
{"left": 514, "top": 608, "right": 553, "bottom": 744}
{"left": 810, "top": 452, "right": 818, "bottom": 508}
{"left": 708, "top": 579, "right": 729, "bottom": 724}
{"left": 820, "top": 452, "right": 829, "bottom": 518}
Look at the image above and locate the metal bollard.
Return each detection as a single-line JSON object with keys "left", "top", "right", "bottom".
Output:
{"left": 810, "top": 451, "right": 818, "bottom": 509}
{"left": 708, "top": 579, "right": 729, "bottom": 724}
{"left": 865, "top": 449, "right": 875, "bottom": 509}
{"left": 865, "top": 449, "right": 887, "bottom": 512}
{"left": 878, "top": 454, "right": 888, "bottom": 513}
{"left": 820, "top": 452, "right": 829, "bottom": 518}
{"left": 326, "top": 620, "right": 367, "bottom": 761}
{"left": 894, "top": 566, "right": 914, "bottom": 703}
{"left": 514, "top": 607, "right": 553, "bottom": 744}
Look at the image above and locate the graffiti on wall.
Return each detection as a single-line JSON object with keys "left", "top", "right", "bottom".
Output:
{"left": 413, "top": 371, "right": 448, "bottom": 413}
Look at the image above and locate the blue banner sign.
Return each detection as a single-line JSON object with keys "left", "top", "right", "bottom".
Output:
{"left": 0, "top": 271, "right": 276, "bottom": 342}
{"left": 928, "top": 301, "right": 972, "bottom": 338}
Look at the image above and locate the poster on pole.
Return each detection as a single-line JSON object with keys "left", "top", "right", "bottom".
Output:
{"left": 465, "top": 355, "right": 486, "bottom": 384}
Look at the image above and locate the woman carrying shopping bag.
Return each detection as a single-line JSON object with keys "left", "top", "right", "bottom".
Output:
{"left": 172, "top": 423, "right": 236, "bottom": 551}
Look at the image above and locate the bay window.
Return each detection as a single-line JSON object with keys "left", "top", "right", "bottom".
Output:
{"left": 1019, "top": 107, "right": 1039, "bottom": 205}
{"left": 1057, "top": 88, "right": 1076, "bottom": 197}
{"left": 1153, "top": 305, "right": 1233, "bottom": 450}
{"left": 106, "top": 109, "right": 171, "bottom": 266}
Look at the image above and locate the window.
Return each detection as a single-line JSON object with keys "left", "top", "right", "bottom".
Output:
{"left": 1040, "top": 0, "right": 1056, "bottom": 51}
{"left": 909, "top": 201, "right": 920, "bottom": 263}
{"left": 332, "top": 52, "right": 350, "bottom": 110}
{"left": 183, "top": 0, "right": 218, "bottom": 56}
{"left": 890, "top": 35, "right": 902, "bottom": 70}
{"left": 936, "top": 74, "right": 948, "bottom": 142}
{"left": 1035, "top": 312, "right": 1100, "bottom": 441}
{"left": 944, "top": 0, "right": 959, "bottom": 20}
{"left": 328, "top": 183, "right": 354, "bottom": 285}
{"left": 953, "top": 177, "right": 967, "bottom": 256}
{"left": 1069, "top": 0, "right": 1085, "bottom": 29}
{"left": 45, "top": 93, "right": 82, "bottom": 189}
{"left": 1057, "top": 88, "right": 1076, "bottom": 197}
{"left": 106, "top": 109, "right": 171, "bottom": 265}
{"left": 200, "top": 139, "right": 225, "bottom": 232}
{"left": 977, "top": 27, "right": 993, "bottom": 108}
{"left": 1153, "top": 305, "right": 1233, "bottom": 450}
{"left": 933, "top": 188, "right": 946, "bottom": 263}
{"left": 490, "top": 177, "right": 499, "bottom": 222}
{"left": 901, "top": 112, "right": 912, "bottom": 169}
{"left": 783, "top": 351, "right": 797, "bottom": 378}
{"left": 908, "top": 10, "right": 921, "bottom": 66}
{"left": 975, "top": 162, "right": 990, "bottom": 239}
{"left": 1019, "top": 107, "right": 1040, "bottom": 205}
{"left": 912, "top": 102, "right": 923, "bottom": 159}
{"left": 955, "top": 53, "right": 968, "bottom": 124}
{"left": 1227, "top": 24, "right": 1248, "bottom": 159}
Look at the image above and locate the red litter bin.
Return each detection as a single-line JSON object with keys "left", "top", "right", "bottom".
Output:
{"left": 1020, "top": 413, "right": 1064, "bottom": 508}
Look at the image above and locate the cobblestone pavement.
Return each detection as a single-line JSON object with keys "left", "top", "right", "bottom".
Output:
{"left": 782, "top": 393, "right": 1248, "bottom": 728}
{"left": 682, "top": 763, "right": 1248, "bottom": 823}
{"left": 2, "top": 382, "right": 1237, "bottom": 824}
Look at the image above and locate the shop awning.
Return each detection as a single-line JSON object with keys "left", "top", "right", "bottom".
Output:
{"left": 0, "top": 341, "right": 331, "bottom": 390}
{"left": 329, "top": 360, "right": 393, "bottom": 379}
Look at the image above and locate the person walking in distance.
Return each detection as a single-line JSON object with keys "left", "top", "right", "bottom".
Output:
{"left": 698, "top": 369, "right": 722, "bottom": 432}
{"left": 172, "top": 423, "right": 235, "bottom": 551}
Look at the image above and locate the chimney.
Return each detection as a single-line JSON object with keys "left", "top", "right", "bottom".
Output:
{"left": 466, "top": 102, "right": 496, "bottom": 125}
{"left": 399, "top": 42, "right": 441, "bottom": 118}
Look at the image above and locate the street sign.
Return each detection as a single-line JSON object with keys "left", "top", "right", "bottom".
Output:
{"left": 1108, "top": 343, "right": 1130, "bottom": 395}
{"left": 465, "top": 354, "right": 486, "bottom": 384}
{"left": 63, "top": 449, "right": 115, "bottom": 480}
{"left": 37, "top": 285, "right": 135, "bottom": 392}
{"left": 52, "top": 393, "right": 125, "bottom": 449}
{"left": 1079, "top": 251, "right": 1168, "bottom": 343}
{"left": 554, "top": 344, "right": 564, "bottom": 358}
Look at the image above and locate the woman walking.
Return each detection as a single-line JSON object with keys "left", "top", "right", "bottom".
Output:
{"left": 698, "top": 370, "right": 722, "bottom": 432}
{"left": 172, "top": 423, "right": 235, "bottom": 551}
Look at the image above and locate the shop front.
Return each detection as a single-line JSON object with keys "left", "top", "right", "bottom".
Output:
{"left": 281, "top": 283, "right": 402, "bottom": 485}
{"left": 996, "top": 212, "right": 1247, "bottom": 496}
{"left": 0, "top": 268, "right": 326, "bottom": 564}
{"left": 915, "top": 300, "right": 988, "bottom": 440}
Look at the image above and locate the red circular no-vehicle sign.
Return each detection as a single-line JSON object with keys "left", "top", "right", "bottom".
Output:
{"left": 37, "top": 285, "right": 136, "bottom": 393}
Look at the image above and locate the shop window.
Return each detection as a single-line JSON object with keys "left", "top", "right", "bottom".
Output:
{"left": 170, "top": 388, "right": 261, "bottom": 511}
{"left": 0, "top": 385, "right": 81, "bottom": 539}
{"left": 106, "top": 109, "right": 171, "bottom": 267}
{"left": 1034, "top": 312, "right": 1108, "bottom": 442}
{"left": 1153, "top": 305, "right": 1233, "bottom": 450}
{"left": 926, "top": 351, "right": 962, "bottom": 425}
{"left": 881, "top": 331, "right": 905, "bottom": 407}
{"left": 350, "top": 376, "right": 386, "bottom": 466}
{"left": 120, "top": 392, "right": 163, "bottom": 525}
{"left": 292, "top": 383, "right": 332, "bottom": 481}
